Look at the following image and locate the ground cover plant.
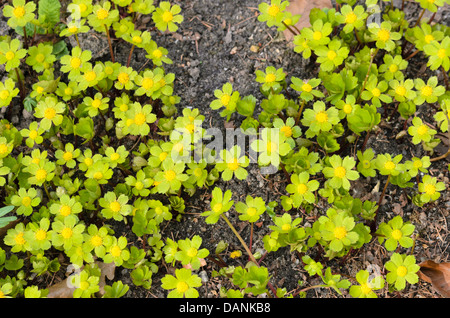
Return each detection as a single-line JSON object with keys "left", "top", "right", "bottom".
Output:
{"left": 0, "top": 0, "right": 449, "bottom": 298}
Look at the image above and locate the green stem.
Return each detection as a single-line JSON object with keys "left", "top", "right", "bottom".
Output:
{"left": 220, "top": 214, "right": 278, "bottom": 297}
{"left": 43, "top": 181, "right": 51, "bottom": 199}
{"left": 75, "top": 34, "right": 81, "bottom": 47}
{"left": 104, "top": 24, "right": 115, "bottom": 62}
{"left": 221, "top": 214, "right": 255, "bottom": 263}
{"left": 357, "top": 48, "right": 379, "bottom": 103}
{"left": 295, "top": 100, "right": 306, "bottom": 125}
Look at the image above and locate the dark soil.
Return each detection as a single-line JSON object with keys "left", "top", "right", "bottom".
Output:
{"left": 0, "top": 0, "right": 449, "bottom": 299}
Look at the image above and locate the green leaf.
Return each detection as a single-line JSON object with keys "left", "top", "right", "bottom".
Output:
{"left": 74, "top": 117, "right": 94, "bottom": 142}
{"left": 38, "top": 0, "right": 61, "bottom": 27}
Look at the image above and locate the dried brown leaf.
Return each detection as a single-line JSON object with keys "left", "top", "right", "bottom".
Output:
{"left": 418, "top": 260, "right": 450, "bottom": 298}
{"left": 47, "top": 261, "right": 116, "bottom": 298}
{"left": 283, "top": 0, "right": 333, "bottom": 41}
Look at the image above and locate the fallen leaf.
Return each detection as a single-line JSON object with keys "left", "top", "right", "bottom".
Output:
{"left": 183, "top": 258, "right": 207, "bottom": 270}
{"left": 283, "top": 0, "right": 333, "bottom": 41}
{"left": 418, "top": 260, "right": 450, "bottom": 298}
{"left": 47, "top": 261, "right": 116, "bottom": 298}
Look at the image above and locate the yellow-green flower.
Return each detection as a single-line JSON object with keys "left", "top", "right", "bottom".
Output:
{"left": 379, "top": 54, "right": 408, "bottom": 81}
{"left": 122, "top": 30, "right": 151, "bottom": 49}
{"left": 103, "top": 236, "right": 130, "bottom": 266}
{"left": 337, "top": 4, "right": 367, "bottom": 33}
{"left": 61, "top": 46, "right": 92, "bottom": 79}
{"left": 388, "top": 79, "right": 416, "bottom": 103}
{"left": 152, "top": 1, "right": 183, "bottom": 32}
{"left": 67, "top": 0, "right": 93, "bottom": 18}
{"left": 10, "top": 187, "right": 41, "bottom": 216}
{"left": 60, "top": 19, "right": 90, "bottom": 38}
{"left": 216, "top": 145, "right": 249, "bottom": 181}
{"left": 385, "top": 253, "right": 420, "bottom": 291}
{"left": 85, "top": 160, "right": 113, "bottom": 184}
{"left": 369, "top": 21, "right": 401, "bottom": 51}
{"left": 77, "top": 62, "right": 105, "bottom": 89}
{"left": 314, "top": 39, "right": 349, "bottom": 72}
{"left": 124, "top": 102, "right": 157, "bottom": 136}
{"left": 349, "top": 269, "right": 385, "bottom": 298}
{"left": 301, "top": 101, "right": 340, "bottom": 138}
{"left": 55, "top": 81, "right": 81, "bottom": 102}
{"left": 322, "top": 155, "right": 360, "bottom": 191}
{"left": 377, "top": 215, "right": 414, "bottom": 252}
{"left": 24, "top": 218, "right": 53, "bottom": 251}
{"left": 413, "top": 76, "right": 445, "bottom": 105}
{"left": 286, "top": 171, "right": 319, "bottom": 207}
{"left": 290, "top": 77, "right": 324, "bottom": 102}
{"left": 418, "top": 174, "right": 446, "bottom": 202}
{"left": 83, "top": 92, "right": 110, "bottom": 117}
{"left": 49, "top": 194, "right": 83, "bottom": 219}
{"left": 104, "top": 145, "right": 128, "bottom": 168}
{"left": 144, "top": 40, "right": 172, "bottom": 66}
{"left": 55, "top": 142, "right": 81, "bottom": 168}
{"left": 201, "top": 187, "right": 234, "bottom": 224}
{"left": 131, "top": 0, "right": 155, "bottom": 15}
{"left": 26, "top": 43, "right": 56, "bottom": 73}
{"left": 134, "top": 69, "right": 163, "bottom": 98}
{"left": 423, "top": 37, "right": 450, "bottom": 71}
{"left": 99, "top": 191, "right": 132, "bottom": 221}
{"left": 235, "top": 195, "right": 266, "bottom": 223}
{"left": 87, "top": 1, "right": 119, "bottom": 32}
{"left": 154, "top": 158, "right": 188, "bottom": 194}
{"left": 51, "top": 215, "right": 85, "bottom": 251}
{"left": 0, "top": 38, "right": 27, "bottom": 72}
{"left": 3, "top": 0, "right": 36, "bottom": 28}
{"left": 33, "top": 96, "right": 66, "bottom": 131}
{"left": 0, "top": 78, "right": 19, "bottom": 108}
{"left": 115, "top": 66, "right": 137, "bottom": 90}
{"left": 113, "top": 17, "right": 135, "bottom": 38}
{"left": 258, "top": 0, "right": 289, "bottom": 28}
{"left": 375, "top": 153, "right": 403, "bottom": 176}
{"left": 4, "top": 222, "right": 29, "bottom": 252}
{"left": 0, "top": 137, "right": 13, "bottom": 160}
{"left": 161, "top": 268, "right": 202, "bottom": 298}
{"left": 408, "top": 117, "right": 437, "bottom": 145}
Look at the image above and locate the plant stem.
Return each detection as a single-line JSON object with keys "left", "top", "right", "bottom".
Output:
{"left": 357, "top": 48, "right": 378, "bottom": 102}
{"left": 23, "top": 26, "right": 29, "bottom": 48}
{"left": 14, "top": 68, "right": 25, "bottom": 102}
{"left": 104, "top": 24, "right": 115, "bottom": 62}
{"left": 220, "top": 213, "right": 278, "bottom": 297}
{"left": 430, "top": 112, "right": 450, "bottom": 162}
{"left": 295, "top": 100, "right": 306, "bottom": 125}
{"left": 221, "top": 214, "right": 255, "bottom": 263}
{"left": 127, "top": 44, "right": 135, "bottom": 68}
{"left": 282, "top": 21, "right": 299, "bottom": 37}
{"left": 413, "top": 8, "right": 426, "bottom": 27}
{"left": 371, "top": 174, "right": 391, "bottom": 232}
{"left": 75, "top": 34, "right": 81, "bottom": 47}
{"left": 405, "top": 49, "right": 420, "bottom": 61}
{"left": 292, "top": 284, "right": 325, "bottom": 297}
{"left": 442, "top": 66, "right": 450, "bottom": 90}
{"left": 354, "top": 28, "right": 362, "bottom": 46}
{"left": 249, "top": 222, "right": 254, "bottom": 262}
